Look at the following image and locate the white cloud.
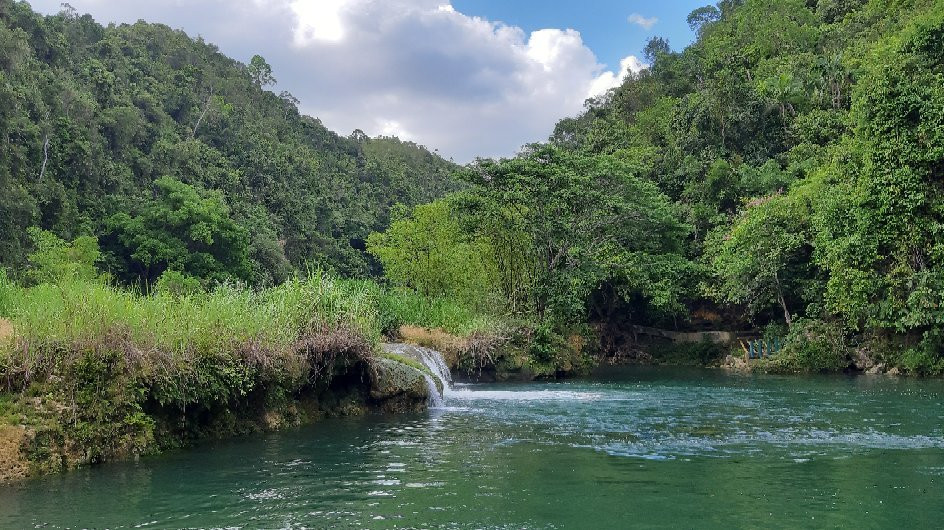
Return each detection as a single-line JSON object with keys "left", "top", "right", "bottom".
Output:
{"left": 628, "top": 13, "right": 658, "bottom": 30}
{"left": 290, "top": 0, "right": 349, "bottom": 44}
{"left": 587, "top": 55, "right": 647, "bottom": 98}
{"left": 27, "top": 0, "right": 637, "bottom": 161}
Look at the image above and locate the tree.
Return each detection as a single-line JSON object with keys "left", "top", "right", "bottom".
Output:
{"left": 106, "top": 177, "right": 251, "bottom": 286}
{"left": 708, "top": 192, "right": 813, "bottom": 326}
{"left": 812, "top": 11, "right": 944, "bottom": 337}
{"left": 468, "top": 144, "right": 690, "bottom": 323}
{"left": 247, "top": 54, "right": 275, "bottom": 87}
{"left": 687, "top": 6, "right": 721, "bottom": 36}
{"left": 367, "top": 198, "right": 496, "bottom": 307}
{"left": 643, "top": 37, "right": 671, "bottom": 64}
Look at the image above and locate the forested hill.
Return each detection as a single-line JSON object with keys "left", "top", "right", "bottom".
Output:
{"left": 364, "top": 0, "right": 944, "bottom": 374}
{"left": 0, "top": 0, "right": 460, "bottom": 286}
{"left": 542, "top": 0, "right": 944, "bottom": 364}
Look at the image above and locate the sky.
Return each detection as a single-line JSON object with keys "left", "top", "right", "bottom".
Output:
{"left": 28, "top": 0, "right": 706, "bottom": 162}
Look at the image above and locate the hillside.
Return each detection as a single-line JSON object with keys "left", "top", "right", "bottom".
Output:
{"left": 0, "top": 0, "right": 461, "bottom": 286}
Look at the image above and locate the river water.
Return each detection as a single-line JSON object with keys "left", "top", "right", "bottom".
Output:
{"left": 2, "top": 366, "right": 943, "bottom": 528}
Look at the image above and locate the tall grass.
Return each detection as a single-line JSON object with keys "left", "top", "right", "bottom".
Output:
{"left": 0, "top": 273, "right": 383, "bottom": 391}
{"left": 379, "top": 287, "right": 500, "bottom": 336}
{"left": 0, "top": 270, "right": 13, "bottom": 318}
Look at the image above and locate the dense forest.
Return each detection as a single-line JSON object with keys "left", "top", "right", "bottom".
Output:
{"left": 0, "top": 0, "right": 460, "bottom": 286}
{"left": 368, "top": 0, "right": 944, "bottom": 373}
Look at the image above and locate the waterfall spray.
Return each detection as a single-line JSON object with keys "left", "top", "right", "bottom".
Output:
{"left": 382, "top": 344, "right": 452, "bottom": 407}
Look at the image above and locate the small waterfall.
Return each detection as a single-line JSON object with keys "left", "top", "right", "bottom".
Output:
{"left": 382, "top": 344, "right": 452, "bottom": 407}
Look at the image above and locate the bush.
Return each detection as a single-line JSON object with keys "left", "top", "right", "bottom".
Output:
{"left": 767, "top": 318, "right": 849, "bottom": 372}
{"left": 898, "top": 348, "right": 944, "bottom": 376}
{"left": 154, "top": 270, "right": 203, "bottom": 297}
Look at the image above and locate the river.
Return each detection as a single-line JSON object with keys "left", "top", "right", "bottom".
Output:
{"left": 2, "top": 366, "right": 943, "bottom": 528}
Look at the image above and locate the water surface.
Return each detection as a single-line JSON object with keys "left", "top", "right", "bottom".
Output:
{"left": 2, "top": 366, "right": 943, "bottom": 528}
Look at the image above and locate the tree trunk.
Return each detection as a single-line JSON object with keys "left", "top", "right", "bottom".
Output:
{"left": 38, "top": 134, "right": 49, "bottom": 181}
{"left": 773, "top": 270, "right": 792, "bottom": 326}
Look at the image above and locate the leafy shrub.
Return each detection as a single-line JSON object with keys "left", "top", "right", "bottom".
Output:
{"left": 898, "top": 348, "right": 944, "bottom": 376}
{"left": 154, "top": 270, "right": 203, "bottom": 297}
{"left": 770, "top": 318, "right": 849, "bottom": 372}
{"left": 26, "top": 228, "right": 102, "bottom": 285}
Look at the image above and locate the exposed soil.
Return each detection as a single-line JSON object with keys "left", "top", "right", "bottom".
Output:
{"left": 0, "top": 425, "right": 30, "bottom": 482}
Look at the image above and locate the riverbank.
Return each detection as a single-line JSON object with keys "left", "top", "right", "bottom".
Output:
{"left": 1, "top": 273, "right": 930, "bottom": 483}
{"left": 0, "top": 276, "right": 445, "bottom": 483}
{"left": 613, "top": 324, "right": 929, "bottom": 377}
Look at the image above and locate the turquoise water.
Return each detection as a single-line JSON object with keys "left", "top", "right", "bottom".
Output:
{"left": 2, "top": 366, "right": 944, "bottom": 528}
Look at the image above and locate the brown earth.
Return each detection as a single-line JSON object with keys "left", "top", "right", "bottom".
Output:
{"left": 398, "top": 325, "right": 463, "bottom": 365}
{"left": 0, "top": 425, "right": 30, "bottom": 482}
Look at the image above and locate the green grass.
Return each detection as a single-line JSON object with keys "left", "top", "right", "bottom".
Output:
{"left": 379, "top": 288, "right": 500, "bottom": 336}
{"left": 0, "top": 269, "right": 14, "bottom": 318}
{"left": 0, "top": 272, "right": 384, "bottom": 391}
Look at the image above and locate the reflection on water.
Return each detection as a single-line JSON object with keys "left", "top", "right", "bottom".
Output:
{"left": 1, "top": 366, "right": 943, "bottom": 528}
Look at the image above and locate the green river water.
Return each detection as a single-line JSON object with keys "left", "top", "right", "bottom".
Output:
{"left": 2, "top": 366, "right": 943, "bottom": 528}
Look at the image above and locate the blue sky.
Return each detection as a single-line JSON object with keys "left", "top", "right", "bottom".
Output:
{"left": 27, "top": 0, "right": 706, "bottom": 161}
{"left": 452, "top": 1, "right": 706, "bottom": 71}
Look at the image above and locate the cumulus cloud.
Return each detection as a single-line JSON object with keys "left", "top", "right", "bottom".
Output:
{"left": 628, "top": 13, "right": 658, "bottom": 30}
{"left": 28, "top": 0, "right": 641, "bottom": 161}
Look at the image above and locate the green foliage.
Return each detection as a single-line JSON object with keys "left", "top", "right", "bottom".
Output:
{"left": 898, "top": 347, "right": 944, "bottom": 376}
{"left": 548, "top": 0, "right": 944, "bottom": 365}
{"left": 467, "top": 144, "right": 690, "bottom": 324}
{"left": 766, "top": 318, "right": 850, "bottom": 372}
{"left": 1, "top": 274, "right": 382, "bottom": 393}
{"left": 707, "top": 191, "right": 814, "bottom": 325}
{"left": 812, "top": 9, "right": 944, "bottom": 334}
{"left": 0, "top": 2, "right": 461, "bottom": 282}
{"left": 26, "top": 228, "right": 102, "bottom": 285}
{"left": 4, "top": 0, "right": 944, "bottom": 377}
{"left": 378, "top": 288, "right": 498, "bottom": 337}
{"left": 63, "top": 350, "right": 156, "bottom": 463}
{"left": 107, "top": 177, "right": 251, "bottom": 286}
{"left": 0, "top": 269, "right": 15, "bottom": 317}
{"left": 153, "top": 269, "right": 203, "bottom": 297}
{"left": 367, "top": 199, "right": 497, "bottom": 307}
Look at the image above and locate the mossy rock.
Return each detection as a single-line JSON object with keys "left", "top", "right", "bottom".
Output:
{"left": 367, "top": 358, "right": 430, "bottom": 413}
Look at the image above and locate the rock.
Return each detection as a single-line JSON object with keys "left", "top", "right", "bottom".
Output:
{"left": 854, "top": 350, "right": 877, "bottom": 371}
{"left": 0, "top": 425, "right": 30, "bottom": 483}
{"left": 886, "top": 366, "right": 901, "bottom": 376}
{"left": 367, "top": 357, "right": 429, "bottom": 413}
{"left": 720, "top": 354, "right": 750, "bottom": 373}
{"left": 866, "top": 363, "right": 885, "bottom": 375}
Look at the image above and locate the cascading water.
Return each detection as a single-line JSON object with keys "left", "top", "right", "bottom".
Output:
{"left": 381, "top": 343, "right": 452, "bottom": 407}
